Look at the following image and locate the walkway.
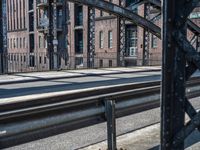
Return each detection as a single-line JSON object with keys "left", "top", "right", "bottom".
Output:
{"left": 0, "top": 66, "right": 161, "bottom": 85}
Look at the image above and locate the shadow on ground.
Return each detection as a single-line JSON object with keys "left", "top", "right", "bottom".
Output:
{"left": 148, "top": 129, "right": 200, "bottom": 150}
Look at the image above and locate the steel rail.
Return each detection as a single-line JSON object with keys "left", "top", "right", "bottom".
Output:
{"left": 0, "top": 77, "right": 200, "bottom": 148}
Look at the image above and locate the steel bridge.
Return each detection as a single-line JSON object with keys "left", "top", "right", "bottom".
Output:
{"left": 0, "top": 0, "right": 200, "bottom": 150}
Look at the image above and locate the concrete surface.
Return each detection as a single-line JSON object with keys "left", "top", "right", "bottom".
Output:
{"left": 0, "top": 67, "right": 161, "bottom": 85}
{"left": 81, "top": 124, "right": 200, "bottom": 150}
{"left": 0, "top": 70, "right": 161, "bottom": 100}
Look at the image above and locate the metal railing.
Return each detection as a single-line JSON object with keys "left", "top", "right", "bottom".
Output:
{"left": 0, "top": 52, "right": 162, "bottom": 74}
{"left": 0, "top": 77, "right": 200, "bottom": 149}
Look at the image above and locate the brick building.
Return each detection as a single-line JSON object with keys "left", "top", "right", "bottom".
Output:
{"left": 6, "top": 0, "right": 200, "bottom": 71}
{"left": 6, "top": 0, "right": 68, "bottom": 72}
{"left": 67, "top": 0, "right": 162, "bottom": 69}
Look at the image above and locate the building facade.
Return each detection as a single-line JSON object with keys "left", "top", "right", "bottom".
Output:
{"left": 6, "top": 0, "right": 200, "bottom": 72}
{"left": 67, "top": 0, "right": 163, "bottom": 69}
{"left": 6, "top": 0, "right": 68, "bottom": 72}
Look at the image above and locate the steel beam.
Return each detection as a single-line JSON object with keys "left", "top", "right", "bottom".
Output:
{"left": 118, "top": 0, "right": 126, "bottom": 67}
{"left": 0, "top": 0, "right": 7, "bottom": 74}
{"left": 173, "top": 111, "right": 200, "bottom": 147}
{"left": 88, "top": 8, "right": 95, "bottom": 68}
{"left": 174, "top": 31, "right": 200, "bottom": 69}
{"left": 127, "top": 0, "right": 161, "bottom": 10}
{"left": 105, "top": 99, "right": 117, "bottom": 150}
{"left": 187, "top": 19, "right": 200, "bottom": 35}
{"left": 142, "top": 3, "right": 151, "bottom": 66}
{"left": 47, "top": 0, "right": 54, "bottom": 70}
{"left": 161, "top": 0, "right": 187, "bottom": 149}
{"left": 127, "top": 0, "right": 147, "bottom": 10}
{"left": 66, "top": 0, "right": 161, "bottom": 38}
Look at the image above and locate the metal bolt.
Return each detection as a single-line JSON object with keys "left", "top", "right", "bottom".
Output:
{"left": 166, "top": 143, "right": 169, "bottom": 147}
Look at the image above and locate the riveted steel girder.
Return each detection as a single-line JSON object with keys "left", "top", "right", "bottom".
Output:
{"left": 127, "top": 0, "right": 147, "bottom": 10}
{"left": 187, "top": 19, "right": 200, "bottom": 36}
{"left": 0, "top": 0, "right": 7, "bottom": 74}
{"left": 127, "top": 0, "right": 161, "bottom": 10}
{"left": 66, "top": 0, "right": 161, "bottom": 38}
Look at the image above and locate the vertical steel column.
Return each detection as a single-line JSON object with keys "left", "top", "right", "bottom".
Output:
{"left": 197, "top": 36, "right": 200, "bottom": 52}
{"left": 47, "top": 0, "right": 54, "bottom": 70}
{"left": 88, "top": 8, "right": 95, "bottom": 68}
{"left": 105, "top": 100, "right": 117, "bottom": 150}
{"left": 0, "top": 0, "right": 7, "bottom": 74}
{"left": 53, "top": 0, "right": 58, "bottom": 70}
{"left": 142, "top": 3, "right": 150, "bottom": 66}
{"left": 118, "top": 0, "right": 126, "bottom": 67}
{"left": 161, "top": 0, "right": 187, "bottom": 149}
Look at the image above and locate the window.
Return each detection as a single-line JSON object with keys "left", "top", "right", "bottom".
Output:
{"left": 16, "top": 38, "right": 18, "bottom": 48}
{"left": 8, "top": 39, "right": 9, "bottom": 49}
{"left": 75, "top": 4, "right": 83, "bottom": 26}
{"left": 100, "top": 10, "right": 103, "bottom": 17}
{"left": 44, "top": 57, "right": 47, "bottom": 64}
{"left": 23, "top": 37, "right": 26, "bottom": 48}
{"left": 108, "top": 31, "right": 113, "bottom": 48}
{"left": 13, "top": 38, "right": 16, "bottom": 48}
{"left": 75, "top": 57, "right": 83, "bottom": 67}
{"left": 99, "top": 59, "right": 103, "bottom": 67}
{"left": 109, "top": 0, "right": 113, "bottom": 15}
{"left": 189, "top": 12, "right": 200, "bottom": 19}
{"left": 109, "top": 60, "right": 112, "bottom": 67}
{"left": 43, "top": 38, "right": 47, "bottom": 49}
{"left": 99, "top": 31, "right": 104, "bottom": 48}
{"left": 29, "top": 55, "right": 35, "bottom": 67}
{"left": 20, "top": 38, "right": 22, "bottom": 48}
{"left": 126, "top": 27, "right": 138, "bottom": 57}
{"left": 11, "top": 39, "right": 12, "bottom": 49}
{"left": 39, "top": 36, "right": 43, "bottom": 48}
{"left": 152, "top": 35, "right": 158, "bottom": 48}
{"left": 39, "top": 56, "right": 42, "bottom": 64}
{"left": 75, "top": 30, "right": 83, "bottom": 54}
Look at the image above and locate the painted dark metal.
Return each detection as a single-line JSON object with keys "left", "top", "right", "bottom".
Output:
{"left": 187, "top": 19, "right": 200, "bottom": 35}
{"left": 142, "top": 3, "right": 151, "bottom": 66}
{"left": 0, "top": 0, "right": 7, "bottom": 74}
{"left": 161, "top": 0, "right": 188, "bottom": 149}
{"left": 66, "top": 0, "right": 161, "bottom": 38}
{"left": 118, "top": 0, "right": 126, "bottom": 67}
{"left": 105, "top": 99, "right": 117, "bottom": 150}
{"left": 47, "top": 0, "right": 54, "bottom": 70}
{"left": 88, "top": 8, "right": 95, "bottom": 68}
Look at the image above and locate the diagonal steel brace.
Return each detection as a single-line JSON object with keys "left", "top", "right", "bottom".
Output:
{"left": 173, "top": 111, "right": 200, "bottom": 147}
{"left": 174, "top": 31, "right": 200, "bottom": 70}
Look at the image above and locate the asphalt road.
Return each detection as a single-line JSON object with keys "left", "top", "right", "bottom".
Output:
{"left": 0, "top": 71, "right": 161, "bottom": 99}
{"left": 1, "top": 71, "right": 200, "bottom": 149}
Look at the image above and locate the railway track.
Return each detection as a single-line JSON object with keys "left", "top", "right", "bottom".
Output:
{"left": 0, "top": 77, "right": 200, "bottom": 148}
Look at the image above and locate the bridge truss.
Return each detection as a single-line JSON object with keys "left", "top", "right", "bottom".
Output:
{"left": 65, "top": 0, "right": 200, "bottom": 149}
{"left": 0, "top": 0, "right": 200, "bottom": 149}
{"left": 0, "top": 0, "right": 7, "bottom": 74}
